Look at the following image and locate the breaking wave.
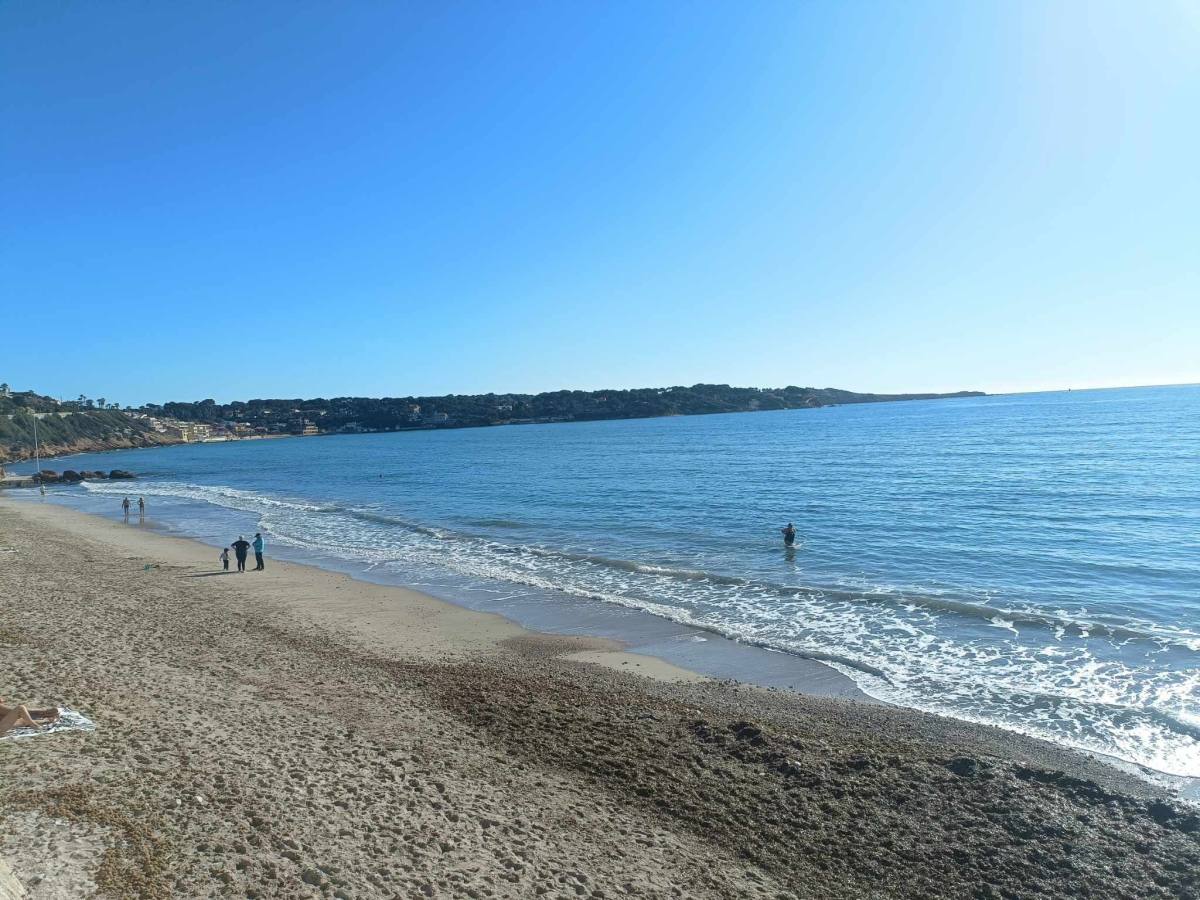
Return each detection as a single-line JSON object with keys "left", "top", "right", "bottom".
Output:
{"left": 80, "top": 477, "right": 1200, "bottom": 778}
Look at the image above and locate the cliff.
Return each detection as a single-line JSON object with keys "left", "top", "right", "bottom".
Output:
{"left": 0, "top": 406, "right": 178, "bottom": 464}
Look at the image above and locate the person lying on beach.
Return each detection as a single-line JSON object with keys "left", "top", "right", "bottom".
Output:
{"left": 0, "top": 699, "right": 60, "bottom": 737}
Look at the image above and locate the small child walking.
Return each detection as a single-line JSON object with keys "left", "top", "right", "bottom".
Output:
{"left": 220, "top": 547, "right": 230, "bottom": 571}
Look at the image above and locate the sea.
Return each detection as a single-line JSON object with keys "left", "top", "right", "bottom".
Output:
{"left": 7, "top": 385, "right": 1199, "bottom": 787}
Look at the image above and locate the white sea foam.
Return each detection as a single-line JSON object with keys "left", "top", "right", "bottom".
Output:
{"left": 77, "top": 477, "right": 1200, "bottom": 779}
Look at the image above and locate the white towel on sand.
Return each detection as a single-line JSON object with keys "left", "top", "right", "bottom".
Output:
{"left": 0, "top": 708, "right": 95, "bottom": 741}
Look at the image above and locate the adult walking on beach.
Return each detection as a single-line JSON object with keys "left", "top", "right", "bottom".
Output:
{"left": 253, "top": 532, "right": 266, "bottom": 571}
{"left": 231, "top": 535, "right": 251, "bottom": 573}
{"left": 138, "top": 496, "right": 145, "bottom": 522}
{"left": 122, "top": 497, "right": 131, "bottom": 521}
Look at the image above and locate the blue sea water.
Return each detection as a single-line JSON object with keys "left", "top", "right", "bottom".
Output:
{"left": 9, "top": 385, "right": 1200, "bottom": 779}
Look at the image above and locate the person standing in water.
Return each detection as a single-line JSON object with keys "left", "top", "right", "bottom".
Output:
{"left": 231, "top": 535, "right": 251, "bottom": 573}
{"left": 121, "top": 497, "right": 131, "bottom": 521}
{"left": 781, "top": 522, "right": 796, "bottom": 547}
{"left": 137, "top": 496, "right": 145, "bottom": 521}
{"left": 252, "top": 532, "right": 266, "bottom": 571}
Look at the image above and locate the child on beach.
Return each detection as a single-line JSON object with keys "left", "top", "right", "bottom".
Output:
{"left": 220, "top": 547, "right": 230, "bottom": 571}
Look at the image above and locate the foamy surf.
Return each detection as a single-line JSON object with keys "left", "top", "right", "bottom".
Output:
{"left": 77, "top": 472, "right": 1200, "bottom": 779}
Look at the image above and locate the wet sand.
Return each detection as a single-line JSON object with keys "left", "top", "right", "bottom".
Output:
{"left": 1, "top": 498, "right": 1196, "bottom": 898}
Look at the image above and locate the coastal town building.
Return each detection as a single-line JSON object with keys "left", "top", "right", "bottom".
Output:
{"left": 156, "top": 421, "right": 212, "bottom": 442}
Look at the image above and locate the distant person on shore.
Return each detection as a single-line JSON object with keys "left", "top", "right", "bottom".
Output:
{"left": 781, "top": 523, "right": 796, "bottom": 548}
{"left": 219, "top": 547, "right": 230, "bottom": 572}
{"left": 138, "top": 497, "right": 145, "bottom": 520}
{"left": 122, "top": 497, "right": 131, "bottom": 521}
{"left": 231, "top": 535, "right": 251, "bottom": 573}
{"left": 253, "top": 533, "right": 266, "bottom": 571}
{"left": 0, "top": 698, "right": 60, "bottom": 737}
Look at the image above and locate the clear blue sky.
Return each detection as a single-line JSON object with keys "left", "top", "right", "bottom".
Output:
{"left": 2, "top": 2, "right": 1197, "bottom": 405}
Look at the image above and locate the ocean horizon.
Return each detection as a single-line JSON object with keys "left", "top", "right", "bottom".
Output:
{"left": 10, "top": 384, "right": 1199, "bottom": 785}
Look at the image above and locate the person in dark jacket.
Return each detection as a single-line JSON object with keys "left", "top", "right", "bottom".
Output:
{"left": 231, "top": 535, "right": 251, "bottom": 573}
{"left": 781, "top": 523, "right": 796, "bottom": 547}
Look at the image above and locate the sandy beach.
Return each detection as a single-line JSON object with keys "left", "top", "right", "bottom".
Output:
{"left": 1, "top": 498, "right": 1197, "bottom": 899}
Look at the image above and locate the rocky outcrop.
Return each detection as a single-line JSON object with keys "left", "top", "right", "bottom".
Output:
{"left": 30, "top": 469, "right": 134, "bottom": 483}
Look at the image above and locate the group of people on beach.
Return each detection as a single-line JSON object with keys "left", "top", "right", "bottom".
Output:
{"left": 117, "top": 497, "right": 267, "bottom": 573}
{"left": 220, "top": 533, "right": 266, "bottom": 573}
{"left": 121, "top": 496, "right": 144, "bottom": 521}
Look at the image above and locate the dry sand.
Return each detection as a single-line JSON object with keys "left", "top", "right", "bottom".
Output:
{"left": 0, "top": 498, "right": 1196, "bottom": 899}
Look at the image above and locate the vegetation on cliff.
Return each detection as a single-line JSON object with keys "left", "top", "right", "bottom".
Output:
{"left": 0, "top": 389, "right": 171, "bottom": 463}
{"left": 147, "top": 384, "right": 983, "bottom": 432}
{"left": 1, "top": 381, "right": 984, "bottom": 460}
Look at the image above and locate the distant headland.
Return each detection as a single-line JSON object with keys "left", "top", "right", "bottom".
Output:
{"left": 0, "top": 382, "right": 983, "bottom": 463}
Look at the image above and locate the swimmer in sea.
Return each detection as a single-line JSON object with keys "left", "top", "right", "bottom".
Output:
{"left": 781, "top": 522, "right": 796, "bottom": 547}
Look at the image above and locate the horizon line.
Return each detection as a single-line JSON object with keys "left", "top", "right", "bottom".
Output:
{"left": 11, "top": 378, "right": 1198, "bottom": 409}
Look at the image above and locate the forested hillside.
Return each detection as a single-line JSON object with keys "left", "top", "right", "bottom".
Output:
{"left": 148, "top": 383, "right": 983, "bottom": 432}
{"left": 0, "top": 390, "right": 173, "bottom": 462}
{"left": 1, "top": 381, "right": 984, "bottom": 461}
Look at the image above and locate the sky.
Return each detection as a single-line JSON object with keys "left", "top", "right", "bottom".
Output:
{"left": 2, "top": 2, "right": 1197, "bottom": 405}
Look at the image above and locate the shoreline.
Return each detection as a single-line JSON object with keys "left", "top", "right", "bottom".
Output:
{"left": 6, "top": 486, "right": 871, "bottom": 703}
{"left": 2, "top": 497, "right": 1198, "bottom": 897}
{"left": 7, "top": 491, "right": 1198, "bottom": 797}
{"left": 2, "top": 393, "right": 986, "bottom": 469}
{"left": 0, "top": 498, "right": 702, "bottom": 686}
